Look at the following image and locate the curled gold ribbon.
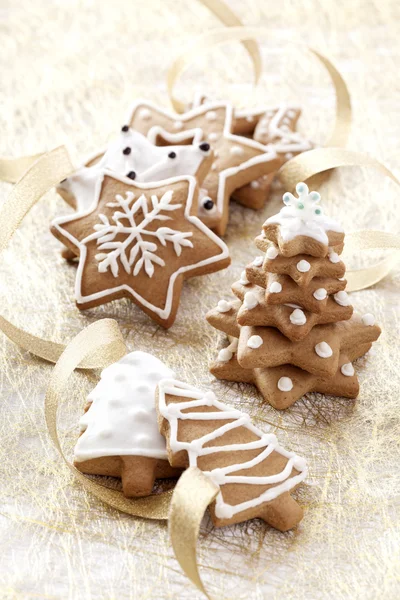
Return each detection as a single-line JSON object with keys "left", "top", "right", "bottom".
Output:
{"left": 167, "top": 26, "right": 352, "bottom": 149}
{"left": 279, "top": 147, "right": 400, "bottom": 291}
{"left": 45, "top": 318, "right": 174, "bottom": 518}
{"left": 169, "top": 467, "right": 219, "bottom": 598}
{"left": 0, "top": 152, "right": 45, "bottom": 184}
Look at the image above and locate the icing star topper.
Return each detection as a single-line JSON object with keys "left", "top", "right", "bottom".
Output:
{"left": 51, "top": 173, "right": 230, "bottom": 328}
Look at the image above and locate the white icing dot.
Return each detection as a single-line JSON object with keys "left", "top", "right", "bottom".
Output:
{"left": 230, "top": 145, "right": 244, "bottom": 157}
{"left": 139, "top": 108, "right": 151, "bottom": 120}
{"left": 217, "top": 300, "right": 231, "bottom": 313}
{"left": 277, "top": 377, "right": 293, "bottom": 392}
{"left": 266, "top": 245, "right": 279, "bottom": 260}
{"left": 269, "top": 281, "right": 282, "bottom": 294}
{"left": 334, "top": 291, "right": 350, "bottom": 306}
{"left": 246, "top": 115, "right": 254, "bottom": 123}
{"left": 208, "top": 132, "right": 218, "bottom": 141}
{"left": 244, "top": 292, "right": 258, "bottom": 310}
{"left": 315, "top": 341, "right": 333, "bottom": 358}
{"left": 218, "top": 348, "right": 233, "bottom": 362}
{"left": 173, "top": 120, "right": 183, "bottom": 130}
{"left": 329, "top": 251, "right": 340, "bottom": 263}
{"left": 338, "top": 276, "right": 346, "bottom": 281}
{"left": 313, "top": 288, "right": 327, "bottom": 301}
{"left": 211, "top": 163, "right": 218, "bottom": 171}
{"left": 341, "top": 362, "right": 355, "bottom": 377}
{"left": 285, "top": 152, "right": 294, "bottom": 160}
{"left": 252, "top": 256, "right": 264, "bottom": 267}
{"left": 206, "top": 111, "right": 217, "bottom": 121}
{"left": 250, "top": 180, "right": 260, "bottom": 189}
{"left": 287, "top": 109, "right": 296, "bottom": 118}
{"left": 297, "top": 260, "right": 311, "bottom": 273}
{"left": 239, "top": 270, "right": 249, "bottom": 285}
{"left": 290, "top": 309, "right": 306, "bottom": 326}
{"left": 362, "top": 313, "right": 375, "bottom": 326}
{"left": 247, "top": 335, "right": 263, "bottom": 349}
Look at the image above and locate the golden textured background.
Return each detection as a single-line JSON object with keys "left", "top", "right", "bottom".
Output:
{"left": 1, "top": 1, "right": 399, "bottom": 598}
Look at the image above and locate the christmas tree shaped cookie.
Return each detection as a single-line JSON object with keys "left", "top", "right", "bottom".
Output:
{"left": 206, "top": 183, "right": 381, "bottom": 409}
{"left": 74, "top": 351, "right": 181, "bottom": 496}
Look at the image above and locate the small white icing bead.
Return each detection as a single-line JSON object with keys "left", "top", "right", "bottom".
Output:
{"left": 297, "top": 260, "right": 311, "bottom": 273}
{"left": 230, "top": 146, "right": 244, "bottom": 157}
{"left": 266, "top": 245, "right": 279, "bottom": 260}
{"left": 244, "top": 292, "right": 258, "bottom": 310}
{"left": 139, "top": 108, "right": 151, "bottom": 120}
{"left": 218, "top": 348, "right": 233, "bottom": 362}
{"left": 246, "top": 115, "right": 254, "bottom": 123}
{"left": 217, "top": 300, "right": 231, "bottom": 313}
{"left": 211, "top": 163, "right": 218, "bottom": 171}
{"left": 290, "top": 309, "right": 306, "bottom": 326}
{"left": 362, "top": 313, "right": 375, "bottom": 326}
{"left": 250, "top": 180, "right": 260, "bottom": 189}
{"left": 338, "top": 276, "right": 346, "bottom": 281}
{"left": 313, "top": 288, "right": 327, "bottom": 301}
{"left": 292, "top": 455, "right": 307, "bottom": 471}
{"left": 329, "top": 251, "right": 340, "bottom": 263}
{"left": 239, "top": 271, "right": 249, "bottom": 285}
{"left": 334, "top": 291, "right": 350, "bottom": 306}
{"left": 277, "top": 377, "right": 293, "bottom": 392}
{"left": 269, "top": 281, "right": 282, "bottom": 294}
{"left": 247, "top": 335, "right": 263, "bottom": 349}
{"left": 341, "top": 362, "right": 355, "bottom": 377}
{"left": 285, "top": 152, "right": 294, "bottom": 160}
{"left": 287, "top": 109, "right": 296, "bottom": 118}
{"left": 206, "top": 110, "right": 217, "bottom": 121}
{"left": 315, "top": 341, "right": 333, "bottom": 358}
{"left": 173, "top": 120, "right": 183, "bottom": 130}
{"left": 252, "top": 256, "right": 264, "bottom": 267}
{"left": 208, "top": 132, "right": 218, "bottom": 141}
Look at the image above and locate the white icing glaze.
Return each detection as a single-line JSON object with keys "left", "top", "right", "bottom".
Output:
{"left": 277, "top": 377, "right": 293, "bottom": 392}
{"left": 247, "top": 335, "right": 263, "bottom": 349}
{"left": 266, "top": 245, "right": 279, "bottom": 260}
{"left": 52, "top": 174, "right": 230, "bottom": 320}
{"left": 173, "top": 120, "right": 183, "bottom": 130}
{"left": 239, "top": 270, "right": 250, "bottom": 285}
{"left": 250, "top": 180, "right": 260, "bottom": 189}
{"left": 157, "top": 379, "right": 307, "bottom": 519}
{"left": 265, "top": 182, "right": 343, "bottom": 244}
{"left": 74, "top": 351, "right": 174, "bottom": 462}
{"left": 217, "top": 299, "right": 231, "bottom": 313}
{"left": 269, "top": 281, "right": 282, "bottom": 294}
{"left": 315, "top": 342, "right": 333, "bottom": 358}
{"left": 334, "top": 291, "right": 350, "bottom": 307}
{"left": 341, "top": 362, "right": 355, "bottom": 377}
{"left": 230, "top": 146, "right": 244, "bottom": 156}
{"left": 252, "top": 256, "right": 264, "bottom": 267}
{"left": 243, "top": 291, "right": 258, "bottom": 310}
{"left": 254, "top": 105, "right": 312, "bottom": 156}
{"left": 328, "top": 250, "right": 340, "bottom": 263}
{"left": 313, "top": 288, "right": 327, "bottom": 301}
{"left": 217, "top": 338, "right": 238, "bottom": 363}
{"left": 362, "top": 313, "right": 375, "bottom": 326}
{"left": 208, "top": 132, "right": 218, "bottom": 141}
{"left": 206, "top": 110, "right": 217, "bottom": 121}
{"left": 290, "top": 309, "right": 306, "bottom": 326}
{"left": 297, "top": 259, "right": 311, "bottom": 273}
{"left": 139, "top": 108, "right": 151, "bottom": 120}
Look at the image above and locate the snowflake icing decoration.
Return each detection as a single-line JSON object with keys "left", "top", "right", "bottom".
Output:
{"left": 85, "top": 190, "right": 194, "bottom": 278}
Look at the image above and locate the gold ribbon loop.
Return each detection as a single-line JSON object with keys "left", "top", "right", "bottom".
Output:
{"left": 0, "top": 152, "right": 45, "bottom": 184}
{"left": 45, "top": 318, "right": 174, "bottom": 519}
{"left": 169, "top": 467, "right": 219, "bottom": 598}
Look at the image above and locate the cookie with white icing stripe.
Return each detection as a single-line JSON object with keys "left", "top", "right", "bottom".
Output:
{"left": 74, "top": 351, "right": 182, "bottom": 496}
{"left": 51, "top": 173, "right": 230, "bottom": 328}
{"left": 156, "top": 379, "right": 307, "bottom": 530}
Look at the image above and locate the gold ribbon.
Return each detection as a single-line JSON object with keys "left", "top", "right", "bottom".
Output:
{"left": 279, "top": 147, "right": 400, "bottom": 291}
{"left": 169, "top": 467, "right": 219, "bottom": 598}
{"left": 167, "top": 26, "right": 352, "bottom": 149}
{"left": 0, "top": 152, "right": 45, "bottom": 184}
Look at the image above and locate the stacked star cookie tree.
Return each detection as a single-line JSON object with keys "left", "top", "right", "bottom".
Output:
{"left": 207, "top": 183, "right": 381, "bottom": 409}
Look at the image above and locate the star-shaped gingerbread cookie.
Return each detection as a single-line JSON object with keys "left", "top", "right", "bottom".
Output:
{"left": 127, "top": 100, "right": 281, "bottom": 235}
{"left": 51, "top": 172, "right": 230, "bottom": 328}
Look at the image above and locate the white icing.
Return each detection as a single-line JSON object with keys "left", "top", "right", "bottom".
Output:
{"left": 74, "top": 351, "right": 174, "bottom": 462}
{"left": 250, "top": 180, "right": 260, "bottom": 189}
{"left": 297, "top": 259, "right": 311, "bottom": 273}
{"left": 313, "top": 288, "right": 327, "bottom": 301}
{"left": 266, "top": 182, "right": 343, "bottom": 244}
{"left": 290, "top": 309, "right": 306, "bottom": 326}
{"left": 217, "top": 338, "right": 238, "bottom": 362}
{"left": 239, "top": 270, "right": 250, "bottom": 285}
{"left": 243, "top": 292, "right": 258, "bottom": 310}
{"left": 266, "top": 245, "right": 279, "bottom": 260}
{"left": 157, "top": 379, "right": 307, "bottom": 519}
{"left": 52, "top": 174, "right": 229, "bottom": 320}
{"left": 269, "top": 281, "right": 282, "bottom": 293}
{"left": 341, "top": 363, "right": 355, "bottom": 377}
{"left": 230, "top": 146, "right": 244, "bottom": 157}
{"left": 247, "top": 335, "right": 263, "bottom": 349}
{"left": 254, "top": 105, "right": 312, "bottom": 156}
{"left": 362, "top": 313, "right": 375, "bottom": 326}
{"left": 208, "top": 132, "right": 218, "bottom": 141}
{"left": 252, "top": 256, "right": 264, "bottom": 267}
{"left": 315, "top": 342, "right": 333, "bottom": 358}
{"left": 334, "top": 291, "right": 350, "bottom": 307}
{"left": 277, "top": 377, "right": 293, "bottom": 392}
{"left": 217, "top": 299, "right": 231, "bottom": 313}
{"left": 285, "top": 153, "right": 294, "bottom": 160}
{"left": 206, "top": 111, "right": 217, "bottom": 121}
{"left": 328, "top": 250, "right": 340, "bottom": 263}
{"left": 173, "top": 120, "right": 183, "bottom": 130}
{"left": 139, "top": 108, "right": 151, "bottom": 120}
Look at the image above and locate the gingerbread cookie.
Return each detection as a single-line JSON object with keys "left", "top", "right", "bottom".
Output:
{"left": 74, "top": 351, "right": 181, "bottom": 496}
{"left": 127, "top": 100, "right": 281, "bottom": 235}
{"left": 52, "top": 173, "right": 230, "bottom": 327}
{"left": 206, "top": 183, "right": 381, "bottom": 408}
{"left": 156, "top": 378, "right": 307, "bottom": 530}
